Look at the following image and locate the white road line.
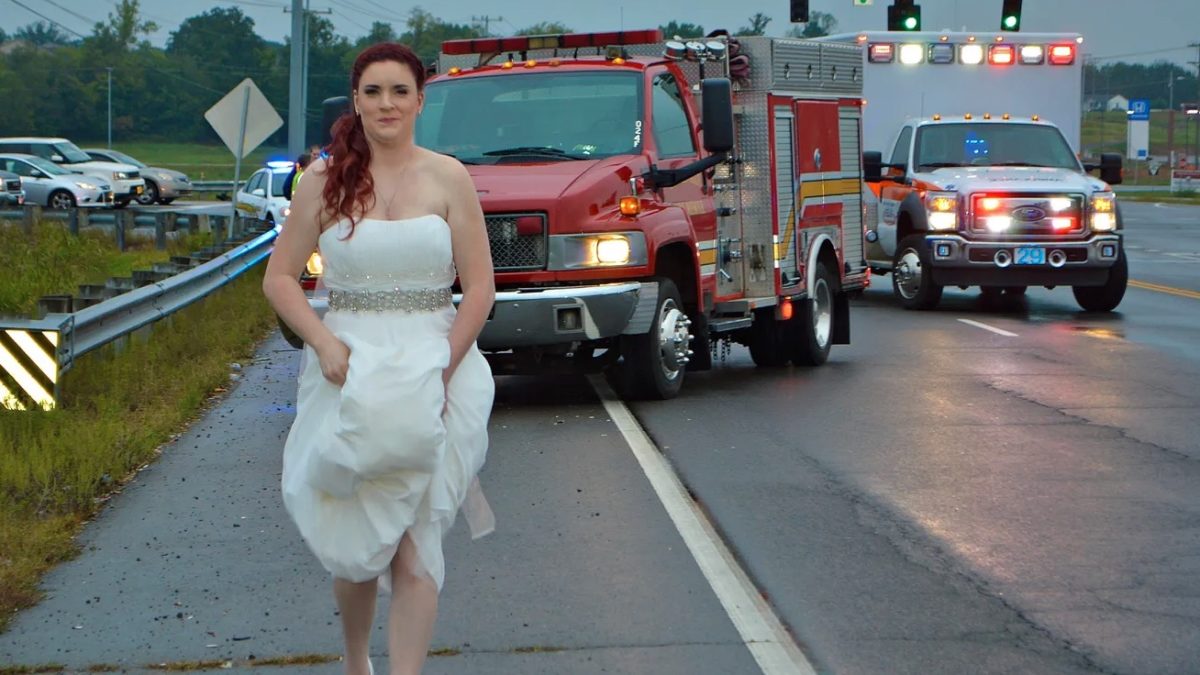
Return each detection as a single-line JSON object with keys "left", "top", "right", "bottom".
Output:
{"left": 957, "top": 318, "right": 1019, "bottom": 337}
{"left": 588, "top": 375, "right": 817, "bottom": 675}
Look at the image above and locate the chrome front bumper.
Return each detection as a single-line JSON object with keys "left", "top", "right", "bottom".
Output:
{"left": 925, "top": 234, "right": 1121, "bottom": 286}
{"left": 309, "top": 281, "right": 660, "bottom": 350}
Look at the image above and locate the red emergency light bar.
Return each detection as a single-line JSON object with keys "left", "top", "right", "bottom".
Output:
{"left": 1048, "top": 44, "right": 1076, "bottom": 65}
{"left": 442, "top": 29, "right": 663, "bottom": 56}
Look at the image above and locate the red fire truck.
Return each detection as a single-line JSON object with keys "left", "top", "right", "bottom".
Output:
{"left": 315, "top": 30, "right": 870, "bottom": 399}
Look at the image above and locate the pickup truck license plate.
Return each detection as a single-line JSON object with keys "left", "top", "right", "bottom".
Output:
{"left": 1014, "top": 247, "right": 1046, "bottom": 265}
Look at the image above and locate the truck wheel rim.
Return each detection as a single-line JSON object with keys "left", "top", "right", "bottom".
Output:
{"left": 657, "top": 299, "right": 690, "bottom": 380}
{"left": 812, "top": 277, "right": 832, "bottom": 348}
{"left": 896, "top": 249, "right": 923, "bottom": 299}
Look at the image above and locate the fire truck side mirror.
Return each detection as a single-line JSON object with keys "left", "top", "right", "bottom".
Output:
{"left": 863, "top": 151, "right": 884, "bottom": 182}
{"left": 321, "top": 96, "right": 351, "bottom": 147}
{"left": 701, "top": 78, "right": 734, "bottom": 153}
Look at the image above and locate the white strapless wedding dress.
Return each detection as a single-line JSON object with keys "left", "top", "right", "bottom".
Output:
{"left": 281, "top": 215, "right": 494, "bottom": 591}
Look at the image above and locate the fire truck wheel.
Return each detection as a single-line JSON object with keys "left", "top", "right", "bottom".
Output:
{"left": 790, "top": 261, "right": 835, "bottom": 366}
{"left": 619, "top": 277, "right": 689, "bottom": 399}
{"left": 893, "top": 235, "right": 943, "bottom": 310}
{"left": 1072, "top": 249, "right": 1128, "bottom": 312}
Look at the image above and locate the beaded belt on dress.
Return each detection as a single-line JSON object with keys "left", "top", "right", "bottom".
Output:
{"left": 328, "top": 287, "right": 452, "bottom": 313}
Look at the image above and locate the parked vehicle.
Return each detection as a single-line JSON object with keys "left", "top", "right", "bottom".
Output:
{"left": 83, "top": 148, "right": 192, "bottom": 205}
{"left": 234, "top": 161, "right": 293, "bottom": 225}
{"left": 0, "top": 169, "right": 23, "bottom": 206}
{"left": 0, "top": 154, "right": 114, "bottom": 208}
{"left": 0, "top": 137, "right": 143, "bottom": 207}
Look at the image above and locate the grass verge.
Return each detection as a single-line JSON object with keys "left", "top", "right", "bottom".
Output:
{"left": 0, "top": 266, "right": 275, "bottom": 632}
{"left": 1118, "top": 190, "right": 1200, "bottom": 204}
{"left": 0, "top": 222, "right": 214, "bottom": 317}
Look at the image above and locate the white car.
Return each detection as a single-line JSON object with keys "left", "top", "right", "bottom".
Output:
{"left": 0, "top": 137, "right": 144, "bottom": 207}
{"left": 83, "top": 148, "right": 192, "bottom": 205}
{"left": 235, "top": 162, "right": 293, "bottom": 225}
{"left": 0, "top": 154, "right": 114, "bottom": 208}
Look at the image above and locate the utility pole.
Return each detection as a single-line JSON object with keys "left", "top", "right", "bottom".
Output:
{"left": 106, "top": 67, "right": 113, "bottom": 149}
{"left": 471, "top": 15, "right": 503, "bottom": 36}
{"left": 1190, "top": 42, "right": 1200, "bottom": 165}
{"left": 287, "top": 0, "right": 304, "bottom": 159}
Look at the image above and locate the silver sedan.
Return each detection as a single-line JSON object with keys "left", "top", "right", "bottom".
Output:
{"left": 84, "top": 148, "right": 192, "bottom": 205}
{"left": 0, "top": 154, "right": 114, "bottom": 209}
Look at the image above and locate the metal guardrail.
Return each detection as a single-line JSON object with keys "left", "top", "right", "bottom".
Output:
{"left": 191, "top": 180, "right": 240, "bottom": 193}
{"left": 0, "top": 225, "right": 279, "bottom": 411}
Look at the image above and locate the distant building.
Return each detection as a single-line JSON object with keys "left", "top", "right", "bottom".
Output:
{"left": 1106, "top": 95, "right": 1129, "bottom": 111}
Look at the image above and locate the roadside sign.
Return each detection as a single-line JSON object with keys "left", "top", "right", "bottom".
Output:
{"left": 1127, "top": 98, "right": 1150, "bottom": 121}
{"left": 1172, "top": 169, "right": 1200, "bottom": 193}
{"left": 205, "top": 79, "right": 283, "bottom": 159}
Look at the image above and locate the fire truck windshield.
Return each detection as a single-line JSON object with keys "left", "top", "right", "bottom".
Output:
{"left": 417, "top": 70, "right": 643, "bottom": 163}
{"left": 913, "top": 123, "right": 1081, "bottom": 172}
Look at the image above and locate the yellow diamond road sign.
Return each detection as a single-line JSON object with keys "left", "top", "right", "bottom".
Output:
{"left": 204, "top": 78, "right": 284, "bottom": 159}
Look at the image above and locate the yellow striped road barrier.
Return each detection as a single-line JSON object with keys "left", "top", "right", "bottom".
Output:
{"left": 0, "top": 329, "right": 60, "bottom": 411}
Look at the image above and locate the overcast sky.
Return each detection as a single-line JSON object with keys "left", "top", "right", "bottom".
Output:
{"left": 8, "top": 0, "right": 1200, "bottom": 68}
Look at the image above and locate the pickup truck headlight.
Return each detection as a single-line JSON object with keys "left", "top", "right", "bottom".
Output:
{"left": 1090, "top": 192, "right": 1117, "bottom": 231}
{"left": 925, "top": 191, "right": 958, "bottom": 231}
{"left": 549, "top": 232, "right": 648, "bottom": 269}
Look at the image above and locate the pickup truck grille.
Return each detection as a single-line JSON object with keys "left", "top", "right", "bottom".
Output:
{"left": 968, "top": 193, "right": 1086, "bottom": 237}
{"left": 486, "top": 213, "right": 547, "bottom": 270}
{"left": 4, "top": 179, "right": 19, "bottom": 193}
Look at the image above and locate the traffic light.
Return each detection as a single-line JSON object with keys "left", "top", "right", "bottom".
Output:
{"left": 887, "top": 1, "right": 921, "bottom": 31}
{"left": 790, "top": 0, "right": 809, "bottom": 23}
{"left": 1001, "top": 0, "right": 1022, "bottom": 31}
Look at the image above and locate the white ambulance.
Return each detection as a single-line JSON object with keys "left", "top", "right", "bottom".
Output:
{"left": 820, "top": 31, "right": 1127, "bottom": 311}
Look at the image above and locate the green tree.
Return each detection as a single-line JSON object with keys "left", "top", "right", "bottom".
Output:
{"left": 355, "top": 21, "right": 399, "bottom": 49}
{"left": 515, "top": 22, "right": 573, "bottom": 36}
{"left": 398, "top": 8, "right": 482, "bottom": 65}
{"left": 738, "top": 13, "right": 771, "bottom": 36}
{"left": 91, "top": 0, "right": 158, "bottom": 53}
{"left": 785, "top": 11, "right": 838, "bottom": 38}
{"left": 15, "top": 22, "right": 73, "bottom": 46}
{"left": 659, "top": 21, "right": 706, "bottom": 39}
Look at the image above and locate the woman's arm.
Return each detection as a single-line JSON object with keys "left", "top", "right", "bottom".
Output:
{"left": 262, "top": 160, "right": 348, "bottom": 384}
{"left": 442, "top": 156, "right": 494, "bottom": 379}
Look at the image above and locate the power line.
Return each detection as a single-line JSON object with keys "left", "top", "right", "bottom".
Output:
{"left": 41, "top": 0, "right": 100, "bottom": 27}
{"left": 5, "top": 0, "right": 88, "bottom": 38}
{"left": 1091, "top": 44, "right": 1195, "bottom": 62}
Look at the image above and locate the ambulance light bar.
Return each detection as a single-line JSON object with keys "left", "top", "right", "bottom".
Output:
{"left": 865, "top": 41, "right": 1075, "bottom": 67}
{"left": 442, "top": 29, "right": 662, "bottom": 56}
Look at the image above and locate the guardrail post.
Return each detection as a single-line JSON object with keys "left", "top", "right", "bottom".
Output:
{"left": 195, "top": 213, "right": 211, "bottom": 235}
{"left": 68, "top": 208, "right": 80, "bottom": 235}
{"left": 116, "top": 210, "right": 133, "bottom": 251}
{"left": 155, "top": 212, "right": 167, "bottom": 250}
{"left": 22, "top": 204, "right": 39, "bottom": 233}
{"left": 78, "top": 208, "right": 90, "bottom": 232}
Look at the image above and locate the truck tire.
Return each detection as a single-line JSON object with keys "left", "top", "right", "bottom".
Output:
{"left": 892, "top": 235, "right": 943, "bottom": 310}
{"left": 1072, "top": 250, "right": 1127, "bottom": 312}
{"left": 619, "top": 277, "right": 690, "bottom": 399}
{"left": 790, "top": 261, "right": 834, "bottom": 366}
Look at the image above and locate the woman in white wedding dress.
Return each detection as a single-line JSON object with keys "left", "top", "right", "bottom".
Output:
{"left": 262, "top": 42, "right": 496, "bottom": 675}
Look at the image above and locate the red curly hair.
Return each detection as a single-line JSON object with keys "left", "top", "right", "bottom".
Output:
{"left": 322, "top": 42, "right": 427, "bottom": 236}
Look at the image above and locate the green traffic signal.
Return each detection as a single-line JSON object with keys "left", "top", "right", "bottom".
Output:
{"left": 904, "top": 16, "right": 918, "bottom": 30}
{"left": 1003, "top": 14, "right": 1019, "bottom": 30}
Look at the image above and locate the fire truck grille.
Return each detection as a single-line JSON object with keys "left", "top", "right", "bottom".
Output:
{"left": 969, "top": 193, "right": 1087, "bottom": 237}
{"left": 485, "top": 213, "right": 547, "bottom": 270}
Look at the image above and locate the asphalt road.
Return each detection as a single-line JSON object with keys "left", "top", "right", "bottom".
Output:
{"left": 1, "top": 202, "right": 1196, "bottom": 673}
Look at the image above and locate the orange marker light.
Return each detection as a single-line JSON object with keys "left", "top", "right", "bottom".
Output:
{"left": 780, "top": 297, "right": 794, "bottom": 321}
{"left": 981, "top": 197, "right": 1001, "bottom": 210}
{"left": 619, "top": 196, "right": 640, "bottom": 216}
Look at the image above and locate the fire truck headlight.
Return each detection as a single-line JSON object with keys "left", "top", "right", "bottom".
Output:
{"left": 1090, "top": 192, "right": 1117, "bottom": 231}
{"left": 595, "top": 237, "right": 632, "bottom": 264}
{"left": 925, "top": 192, "right": 958, "bottom": 231}
{"left": 549, "top": 232, "right": 648, "bottom": 269}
